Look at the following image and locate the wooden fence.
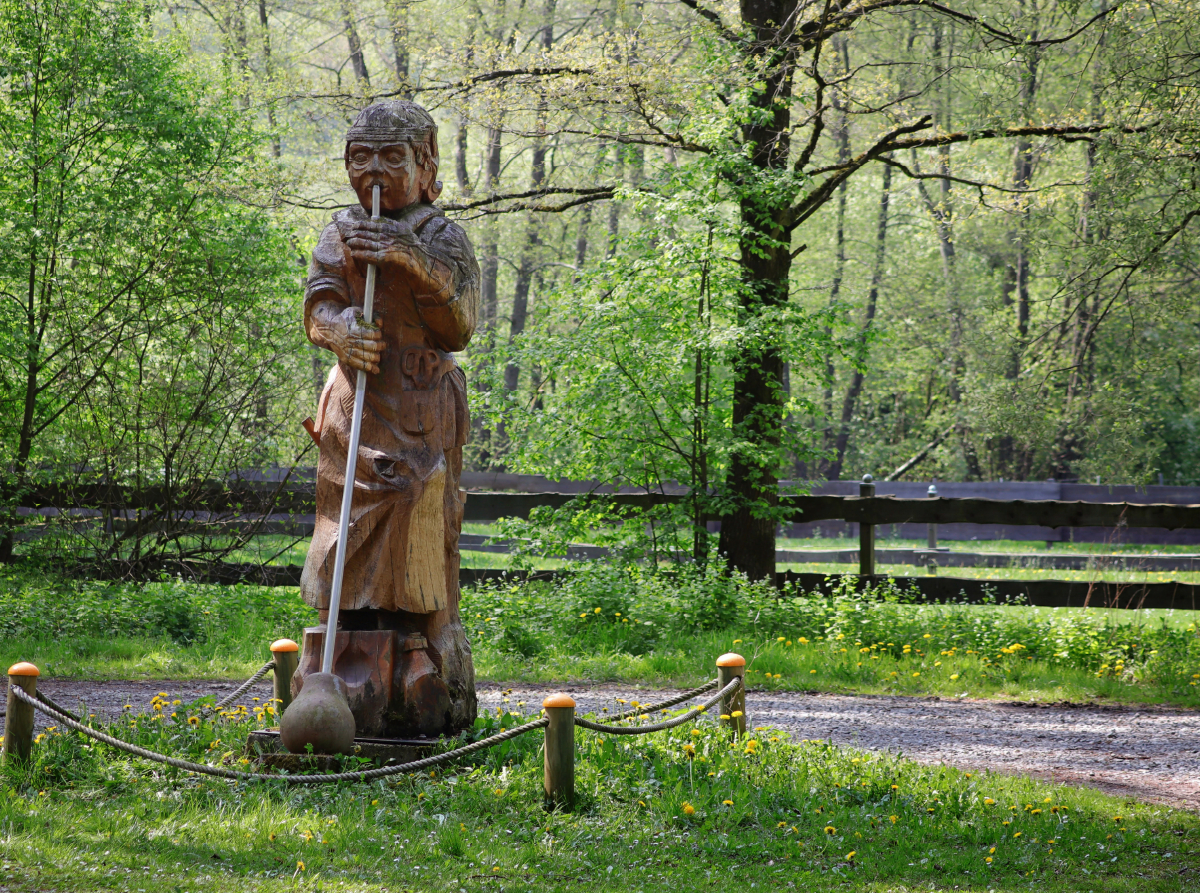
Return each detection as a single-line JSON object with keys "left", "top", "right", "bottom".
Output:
{"left": 7, "top": 474, "right": 1200, "bottom": 611}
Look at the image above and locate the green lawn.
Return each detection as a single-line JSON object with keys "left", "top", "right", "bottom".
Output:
{"left": 2, "top": 695, "right": 1197, "bottom": 892}
{"left": 3, "top": 566, "right": 1199, "bottom": 708}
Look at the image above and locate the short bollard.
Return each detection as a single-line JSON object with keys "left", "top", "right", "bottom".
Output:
{"left": 542, "top": 693, "right": 575, "bottom": 810}
{"left": 4, "top": 662, "right": 39, "bottom": 765}
{"left": 270, "top": 638, "right": 299, "bottom": 716}
{"left": 716, "top": 653, "right": 746, "bottom": 738}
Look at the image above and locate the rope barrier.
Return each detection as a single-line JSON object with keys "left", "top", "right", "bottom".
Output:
{"left": 36, "top": 691, "right": 81, "bottom": 723}
{"left": 573, "top": 677, "right": 740, "bottom": 735}
{"left": 12, "top": 684, "right": 547, "bottom": 785}
{"left": 602, "top": 679, "right": 718, "bottom": 721}
{"left": 211, "top": 660, "right": 277, "bottom": 713}
{"left": 12, "top": 673, "right": 739, "bottom": 786}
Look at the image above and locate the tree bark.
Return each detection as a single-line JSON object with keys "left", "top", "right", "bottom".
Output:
{"left": 827, "top": 160, "right": 891, "bottom": 480}
{"left": 717, "top": 0, "right": 797, "bottom": 582}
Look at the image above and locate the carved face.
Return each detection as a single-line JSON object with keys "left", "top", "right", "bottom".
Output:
{"left": 346, "top": 141, "right": 433, "bottom": 213}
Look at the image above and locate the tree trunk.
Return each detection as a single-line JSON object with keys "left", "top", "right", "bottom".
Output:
{"left": 340, "top": 0, "right": 370, "bottom": 84}
{"left": 828, "top": 161, "right": 891, "bottom": 480}
{"left": 717, "top": 0, "right": 796, "bottom": 582}
{"left": 386, "top": 0, "right": 412, "bottom": 96}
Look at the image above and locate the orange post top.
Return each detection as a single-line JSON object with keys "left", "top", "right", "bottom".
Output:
{"left": 8, "top": 661, "right": 40, "bottom": 677}
{"left": 542, "top": 693, "right": 576, "bottom": 709}
{"left": 715, "top": 652, "right": 746, "bottom": 668}
{"left": 270, "top": 638, "right": 299, "bottom": 653}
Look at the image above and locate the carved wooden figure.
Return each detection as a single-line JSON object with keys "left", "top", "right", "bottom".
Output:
{"left": 296, "top": 101, "right": 479, "bottom": 739}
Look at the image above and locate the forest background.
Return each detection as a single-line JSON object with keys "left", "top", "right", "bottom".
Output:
{"left": 1, "top": 0, "right": 1198, "bottom": 579}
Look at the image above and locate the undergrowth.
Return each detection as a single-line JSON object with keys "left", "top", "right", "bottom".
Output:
{"left": 2, "top": 564, "right": 1199, "bottom": 705}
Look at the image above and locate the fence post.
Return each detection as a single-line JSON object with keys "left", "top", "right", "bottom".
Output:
{"left": 270, "top": 639, "right": 299, "bottom": 716}
{"left": 716, "top": 653, "right": 746, "bottom": 738}
{"left": 926, "top": 484, "right": 938, "bottom": 549}
{"left": 4, "top": 662, "right": 39, "bottom": 765}
{"left": 542, "top": 693, "right": 575, "bottom": 810}
{"left": 859, "top": 474, "right": 876, "bottom": 577}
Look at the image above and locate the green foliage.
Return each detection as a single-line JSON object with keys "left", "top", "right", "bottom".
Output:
{"left": 462, "top": 564, "right": 1200, "bottom": 696}
{"left": 0, "top": 0, "right": 306, "bottom": 566}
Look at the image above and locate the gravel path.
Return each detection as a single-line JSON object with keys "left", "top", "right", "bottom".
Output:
{"left": 7, "top": 678, "right": 1199, "bottom": 810}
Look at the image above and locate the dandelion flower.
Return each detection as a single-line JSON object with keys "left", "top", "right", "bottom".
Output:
{"left": 723, "top": 800, "right": 733, "bottom": 806}
{"left": 777, "top": 637, "right": 786, "bottom": 642}
{"left": 1013, "top": 832, "right": 1023, "bottom": 839}
{"left": 691, "top": 728, "right": 702, "bottom": 737}
{"left": 733, "top": 639, "right": 743, "bottom": 644}
{"left": 984, "top": 798, "right": 996, "bottom": 806}
{"left": 824, "top": 826, "right": 836, "bottom": 835}
{"left": 985, "top": 856, "right": 993, "bottom": 864}
{"left": 845, "top": 851, "right": 856, "bottom": 861}
{"left": 731, "top": 710, "right": 744, "bottom": 718}
{"left": 989, "top": 847, "right": 995, "bottom": 854}
{"left": 889, "top": 815, "right": 898, "bottom": 823}
{"left": 683, "top": 803, "right": 695, "bottom": 816}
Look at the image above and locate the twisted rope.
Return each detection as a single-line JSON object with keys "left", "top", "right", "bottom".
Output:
{"left": 603, "top": 679, "right": 718, "bottom": 721}
{"left": 212, "top": 661, "right": 277, "bottom": 712}
{"left": 573, "top": 676, "right": 741, "bottom": 735}
{"left": 36, "top": 691, "right": 82, "bottom": 723}
{"left": 13, "top": 685, "right": 546, "bottom": 785}
{"left": 13, "top": 674, "right": 741, "bottom": 783}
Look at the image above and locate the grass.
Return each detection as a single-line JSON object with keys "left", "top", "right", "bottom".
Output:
{"left": 3, "top": 691, "right": 1198, "bottom": 891}
{"left": 779, "top": 561, "right": 1200, "bottom": 585}
{"left": 3, "top": 566, "right": 1200, "bottom": 708}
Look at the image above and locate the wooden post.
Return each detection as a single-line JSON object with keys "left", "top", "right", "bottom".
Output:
{"left": 4, "top": 662, "right": 39, "bottom": 765}
{"left": 859, "top": 474, "right": 876, "bottom": 577}
{"left": 926, "top": 483, "right": 938, "bottom": 549}
{"left": 716, "top": 653, "right": 746, "bottom": 738}
{"left": 271, "top": 639, "right": 299, "bottom": 717}
{"left": 542, "top": 693, "right": 575, "bottom": 810}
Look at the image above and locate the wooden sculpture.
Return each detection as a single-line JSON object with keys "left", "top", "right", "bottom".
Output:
{"left": 295, "top": 100, "right": 479, "bottom": 740}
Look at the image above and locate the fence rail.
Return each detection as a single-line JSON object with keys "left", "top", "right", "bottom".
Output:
{"left": 7, "top": 474, "right": 1200, "bottom": 611}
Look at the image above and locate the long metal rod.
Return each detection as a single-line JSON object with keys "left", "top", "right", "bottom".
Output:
{"left": 322, "top": 184, "right": 380, "bottom": 675}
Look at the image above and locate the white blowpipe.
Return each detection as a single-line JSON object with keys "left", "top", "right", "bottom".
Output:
{"left": 321, "top": 184, "right": 380, "bottom": 675}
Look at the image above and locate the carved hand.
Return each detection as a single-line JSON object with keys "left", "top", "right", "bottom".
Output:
{"left": 312, "top": 303, "right": 385, "bottom": 374}
{"left": 339, "top": 217, "right": 454, "bottom": 304}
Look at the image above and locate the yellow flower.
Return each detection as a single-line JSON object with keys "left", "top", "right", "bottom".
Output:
{"left": 268, "top": 833, "right": 276, "bottom": 841}
{"left": 824, "top": 826, "right": 836, "bottom": 835}
{"left": 731, "top": 710, "right": 744, "bottom": 718}
{"left": 371, "top": 799, "right": 379, "bottom": 806}
{"left": 733, "top": 639, "right": 743, "bottom": 644}
{"left": 744, "top": 740, "right": 758, "bottom": 754}
{"left": 1043, "top": 797, "right": 1052, "bottom": 803}
{"left": 889, "top": 815, "right": 898, "bottom": 823}
{"left": 845, "top": 851, "right": 856, "bottom": 861}
{"left": 720, "top": 714, "right": 731, "bottom": 721}
{"left": 950, "top": 674, "right": 960, "bottom": 681}
{"left": 984, "top": 798, "right": 996, "bottom": 806}
{"left": 682, "top": 744, "right": 695, "bottom": 758}
{"left": 594, "top": 607, "right": 601, "bottom": 614}
{"left": 777, "top": 637, "right": 786, "bottom": 642}
{"left": 798, "top": 637, "right": 808, "bottom": 644}
{"left": 683, "top": 803, "right": 695, "bottom": 815}
{"left": 1013, "top": 831, "right": 1023, "bottom": 838}
{"left": 296, "top": 861, "right": 305, "bottom": 872}
{"left": 891, "top": 784, "right": 898, "bottom": 791}
{"left": 691, "top": 728, "right": 702, "bottom": 737}
{"left": 722, "top": 799, "right": 733, "bottom": 806}
{"left": 985, "top": 856, "right": 993, "bottom": 864}
{"left": 912, "top": 672, "right": 921, "bottom": 678}
{"left": 989, "top": 847, "right": 995, "bottom": 854}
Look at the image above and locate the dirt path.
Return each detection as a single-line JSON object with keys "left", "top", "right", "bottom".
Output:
{"left": 8, "top": 678, "right": 1199, "bottom": 810}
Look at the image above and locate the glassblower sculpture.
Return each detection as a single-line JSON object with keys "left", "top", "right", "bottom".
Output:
{"left": 282, "top": 101, "right": 480, "bottom": 749}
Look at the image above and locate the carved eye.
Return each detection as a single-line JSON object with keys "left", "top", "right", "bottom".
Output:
{"left": 385, "top": 150, "right": 406, "bottom": 166}
{"left": 350, "top": 150, "right": 371, "bottom": 165}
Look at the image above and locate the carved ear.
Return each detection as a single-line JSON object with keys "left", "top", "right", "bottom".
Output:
{"left": 424, "top": 178, "right": 443, "bottom": 203}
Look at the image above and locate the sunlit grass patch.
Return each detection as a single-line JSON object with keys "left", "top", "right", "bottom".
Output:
{"left": 3, "top": 699, "right": 1197, "bottom": 892}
